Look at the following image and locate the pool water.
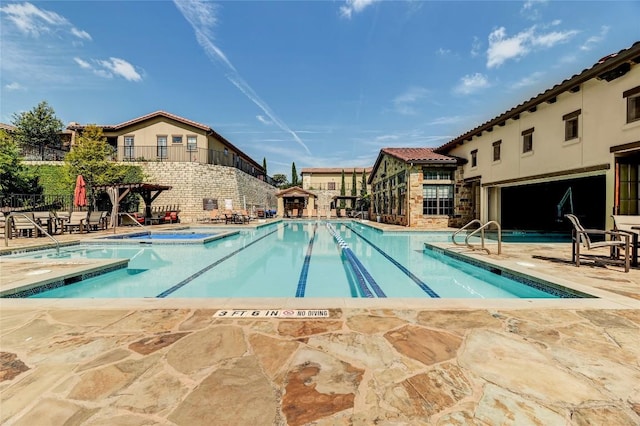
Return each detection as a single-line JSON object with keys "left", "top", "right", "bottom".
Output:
{"left": 8, "top": 221, "right": 583, "bottom": 299}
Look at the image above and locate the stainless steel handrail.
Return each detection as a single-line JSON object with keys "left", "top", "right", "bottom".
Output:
{"left": 118, "top": 213, "right": 150, "bottom": 235}
{"left": 465, "top": 220, "right": 502, "bottom": 255}
{"left": 6, "top": 213, "right": 60, "bottom": 255}
{"left": 451, "top": 219, "right": 483, "bottom": 247}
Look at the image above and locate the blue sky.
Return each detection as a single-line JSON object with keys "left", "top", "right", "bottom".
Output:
{"left": 1, "top": 1, "right": 639, "bottom": 177}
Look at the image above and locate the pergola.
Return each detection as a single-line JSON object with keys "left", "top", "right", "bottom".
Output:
{"left": 92, "top": 183, "right": 172, "bottom": 227}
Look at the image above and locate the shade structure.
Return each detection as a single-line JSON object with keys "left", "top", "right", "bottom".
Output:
{"left": 73, "top": 175, "right": 87, "bottom": 208}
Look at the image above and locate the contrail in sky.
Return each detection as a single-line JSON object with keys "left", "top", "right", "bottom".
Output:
{"left": 173, "top": 0, "right": 311, "bottom": 155}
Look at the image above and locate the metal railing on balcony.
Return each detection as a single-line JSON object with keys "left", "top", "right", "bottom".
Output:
{"left": 115, "top": 145, "right": 274, "bottom": 185}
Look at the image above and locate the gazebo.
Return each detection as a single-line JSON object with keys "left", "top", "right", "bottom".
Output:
{"left": 92, "top": 183, "right": 172, "bottom": 227}
{"left": 275, "top": 186, "right": 316, "bottom": 218}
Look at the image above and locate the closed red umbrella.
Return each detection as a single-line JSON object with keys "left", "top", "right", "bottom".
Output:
{"left": 73, "top": 175, "right": 87, "bottom": 208}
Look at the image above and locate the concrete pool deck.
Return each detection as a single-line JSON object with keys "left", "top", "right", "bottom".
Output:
{"left": 1, "top": 222, "right": 639, "bottom": 425}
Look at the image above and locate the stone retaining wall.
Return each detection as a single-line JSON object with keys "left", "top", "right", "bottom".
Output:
{"left": 139, "top": 162, "right": 278, "bottom": 223}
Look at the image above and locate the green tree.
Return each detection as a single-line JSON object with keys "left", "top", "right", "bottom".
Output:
{"left": 351, "top": 169, "right": 357, "bottom": 196}
{"left": 291, "top": 162, "right": 299, "bottom": 186}
{"left": 64, "top": 124, "right": 143, "bottom": 208}
{"left": 262, "top": 157, "right": 267, "bottom": 176}
{"left": 271, "top": 173, "right": 288, "bottom": 188}
{"left": 0, "top": 130, "right": 41, "bottom": 195}
{"left": 12, "top": 101, "right": 64, "bottom": 160}
{"left": 360, "top": 169, "right": 368, "bottom": 196}
{"left": 340, "top": 169, "right": 346, "bottom": 208}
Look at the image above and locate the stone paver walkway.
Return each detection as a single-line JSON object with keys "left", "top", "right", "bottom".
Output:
{"left": 1, "top": 222, "right": 639, "bottom": 425}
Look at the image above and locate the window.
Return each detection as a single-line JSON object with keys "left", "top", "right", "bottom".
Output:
{"left": 470, "top": 149, "right": 478, "bottom": 168}
{"left": 423, "top": 169, "right": 453, "bottom": 180}
{"left": 328, "top": 182, "right": 336, "bottom": 190}
{"left": 157, "top": 135, "right": 167, "bottom": 159}
{"left": 187, "top": 135, "right": 197, "bottom": 152}
{"left": 172, "top": 135, "right": 183, "bottom": 144}
{"left": 624, "top": 86, "right": 640, "bottom": 123}
{"left": 563, "top": 110, "right": 581, "bottom": 141}
{"left": 423, "top": 184, "right": 453, "bottom": 215}
{"left": 522, "top": 128, "right": 534, "bottom": 153}
{"left": 617, "top": 158, "right": 640, "bottom": 214}
{"left": 124, "top": 136, "right": 134, "bottom": 160}
{"left": 492, "top": 140, "right": 501, "bottom": 162}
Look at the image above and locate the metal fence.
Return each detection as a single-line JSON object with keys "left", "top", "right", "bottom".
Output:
{"left": 0, "top": 194, "right": 74, "bottom": 213}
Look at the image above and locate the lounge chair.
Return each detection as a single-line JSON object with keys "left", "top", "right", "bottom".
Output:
{"left": 565, "top": 214, "right": 630, "bottom": 272}
{"left": 291, "top": 209, "right": 298, "bottom": 218}
{"left": 121, "top": 213, "right": 144, "bottom": 226}
{"left": 162, "top": 211, "right": 179, "bottom": 224}
{"left": 64, "top": 211, "right": 89, "bottom": 234}
{"left": 329, "top": 209, "right": 336, "bottom": 219}
{"left": 208, "top": 209, "right": 223, "bottom": 223}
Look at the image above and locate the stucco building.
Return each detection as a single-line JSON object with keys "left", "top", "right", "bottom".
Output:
{"left": 301, "top": 167, "right": 372, "bottom": 213}
{"left": 369, "top": 41, "right": 640, "bottom": 230}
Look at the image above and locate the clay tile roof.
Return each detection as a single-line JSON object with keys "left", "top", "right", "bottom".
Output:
{"left": 436, "top": 40, "right": 640, "bottom": 153}
{"left": 381, "top": 147, "right": 457, "bottom": 163}
{"left": 113, "top": 110, "right": 211, "bottom": 131}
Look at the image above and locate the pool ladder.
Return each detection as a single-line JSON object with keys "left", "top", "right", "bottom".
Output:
{"left": 452, "top": 219, "right": 502, "bottom": 255}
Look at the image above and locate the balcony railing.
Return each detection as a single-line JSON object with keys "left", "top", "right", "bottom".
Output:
{"left": 116, "top": 146, "right": 274, "bottom": 185}
{"left": 116, "top": 145, "right": 272, "bottom": 184}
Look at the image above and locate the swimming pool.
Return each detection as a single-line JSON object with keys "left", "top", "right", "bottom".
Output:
{"left": 96, "top": 230, "right": 234, "bottom": 244}
{"left": 5, "top": 221, "right": 588, "bottom": 299}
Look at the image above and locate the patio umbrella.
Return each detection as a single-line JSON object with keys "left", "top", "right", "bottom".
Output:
{"left": 73, "top": 175, "right": 87, "bottom": 208}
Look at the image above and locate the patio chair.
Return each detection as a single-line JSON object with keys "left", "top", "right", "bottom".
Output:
{"left": 10, "top": 212, "right": 37, "bottom": 237}
{"left": 88, "top": 211, "right": 108, "bottom": 231}
{"left": 64, "top": 211, "right": 89, "bottom": 234}
{"left": 565, "top": 214, "right": 630, "bottom": 272}
{"left": 291, "top": 209, "right": 298, "bottom": 218}
{"left": 0, "top": 213, "right": 6, "bottom": 238}
{"left": 612, "top": 215, "right": 640, "bottom": 267}
{"left": 33, "top": 211, "right": 54, "bottom": 235}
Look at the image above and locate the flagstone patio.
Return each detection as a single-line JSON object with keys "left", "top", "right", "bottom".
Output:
{"left": 1, "top": 223, "right": 639, "bottom": 425}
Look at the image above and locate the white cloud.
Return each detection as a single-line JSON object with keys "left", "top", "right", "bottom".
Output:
{"left": 339, "top": 0, "right": 378, "bottom": 19}
{"left": 5, "top": 82, "right": 24, "bottom": 91}
{"left": 531, "top": 29, "right": 579, "bottom": 48}
{"left": 74, "top": 57, "right": 91, "bottom": 69}
{"left": 486, "top": 25, "right": 578, "bottom": 68}
{"left": 520, "top": 0, "right": 548, "bottom": 20}
{"left": 0, "top": 2, "right": 91, "bottom": 40}
{"left": 98, "top": 58, "right": 142, "bottom": 82}
{"left": 581, "top": 25, "right": 610, "bottom": 51}
{"left": 426, "top": 116, "right": 465, "bottom": 126}
{"left": 470, "top": 36, "right": 482, "bottom": 57}
{"left": 174, "top": 0, "right": 311, "bottom": 155}
{"left": 454, "top": 73, "right": 490, "bottom": 95}
{"left": 436, "top": 47, "right": 452, "bottom": 56}
{"left": 75, "top": 57, "right": 143, "bottom": 82}
{"left": 510, "top": 71, "right": 545, "bottom": 90}
{"left": 70, "top": 27, "right": 92, "bottom": 41}
{"left": 393, "top": 87, "right": 429, "bottom": 115}
{"left": 256, "top": 115, "right": 272, "bottom": 125}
